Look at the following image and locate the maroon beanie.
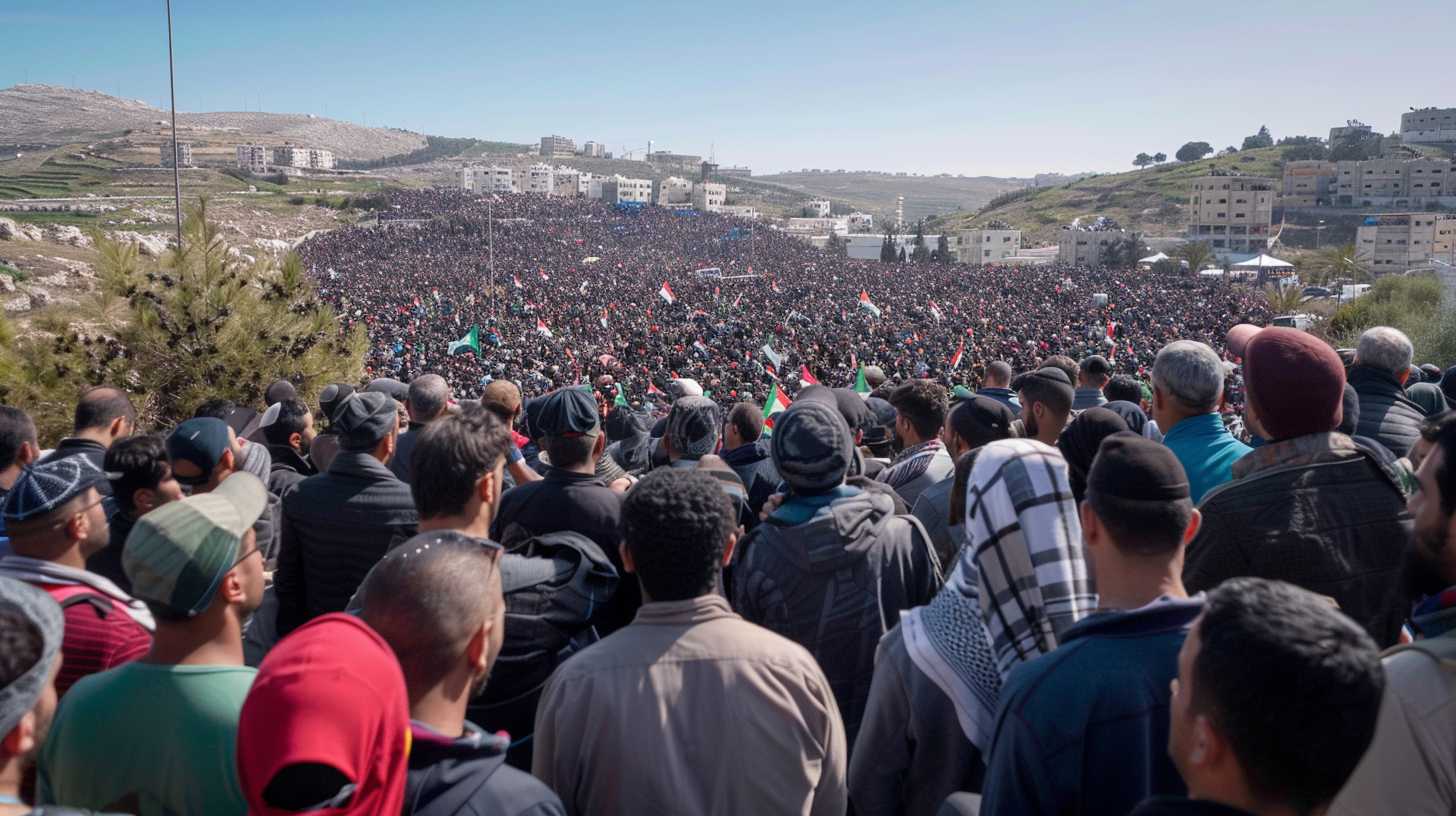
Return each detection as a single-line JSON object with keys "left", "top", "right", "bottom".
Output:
{"left": 1244, "top": 328, "right": 1345, "bottom": 441}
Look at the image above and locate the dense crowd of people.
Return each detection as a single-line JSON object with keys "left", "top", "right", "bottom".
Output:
{"left": 3, "top": 189, "right": 1456, "bottom": 815}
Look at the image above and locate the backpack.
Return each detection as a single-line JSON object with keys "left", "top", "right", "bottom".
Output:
{"left": 42, "top": 584, "right": 134, "bottom": 621}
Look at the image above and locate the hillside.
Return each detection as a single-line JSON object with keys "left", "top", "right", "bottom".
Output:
{"left": 939, "top": 148, "right": 1286, "bottom": 244}
{"left": 0, "top": 84, "right": 426, "bottom": 160}
{"left": 750, "top": 171, "right": 1029, "bottom": 223}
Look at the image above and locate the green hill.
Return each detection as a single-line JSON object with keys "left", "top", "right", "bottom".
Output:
{"left": 749, "top": 171, "right": 1029, "bottom": 223}
{"left": 937, "top": 148, "right": 1286, "bottom": 245}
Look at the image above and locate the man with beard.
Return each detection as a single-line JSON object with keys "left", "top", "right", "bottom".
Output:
{"left": 358, "top": 531, "right": 564, "bottom": 816}
{"left": 1012, "top": 367, "right": 1074, "bottom": 447}
{"left": 1331, "top": 411, "right": 1456, "bottom": 813}
{"left": 258, "top": 399, "right": 317, "bottom": 500}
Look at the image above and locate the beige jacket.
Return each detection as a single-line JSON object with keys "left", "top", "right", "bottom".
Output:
{"left": 1332, "top": 644, "right": 1456, "bottom": 815}
{"left": 532, "top": 594, "right": 847, "bottom": 816}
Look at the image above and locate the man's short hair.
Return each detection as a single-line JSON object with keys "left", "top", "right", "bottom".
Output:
{"left": 357, "top": 534, "right": 498, "bottom": 693}
{"left": 620, "top": 470, "right": 734, "bottom": 602}
{"left": 1152, "top": 341, "right": 1224, "bottom": 413}
{"left": 726, "top": 402, "right": 763, "bottom": 444}
{"left": 1042, "top": 355, "right": 1078, "bottom": 386}
{"left": 105, "top": 434, "right": 171, "bottom": 514}
{"left": 480, "top": 380, "right": 522, "bottom": 426}
{"left": 262, "top": 399, "right": 311, "bottom": 446}
{"left": 545, "top": 434, "right": 595, "bottom": 470}
{"left": 1103, "top": 374, "right": 1144, "bottom": 404}
{"left": 889, "top": 380, "right": 948, "bottom": 440}
{"left": 1018, "top": 374, "right": 1073, "bottom": 416}
{"left": 74, "top": 386, "right": 135, "bottom": 433}
{"left": 408, "top": 374, "right": 452, "bottom": 422}
{"left": 411, "top": 409, "right": 513, "bottom": 520}
{"left": 1356, "top": 326, "right": 1414, "bottom": 376}
{"left": 1079, "top": 355, "right": 1111, "bottom": 384}
{"left": 0, "top": 406, "right": 37, "bottom": 471}
{"left": 985, "top": 361, "right": 1013, "bottom": 387}
{"left": 1192, "top": 578, "right": 1384, "bottom": 814}
{"left": 192, "top": 398, "right": 237, "bottom": 421}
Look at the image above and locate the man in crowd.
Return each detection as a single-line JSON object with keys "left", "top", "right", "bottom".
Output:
{"left": 976, "top": 361, "right": 1021, "bottom": 412}
{"left": 93, "top": 435, "right": 184, "bottom": 592}
{"left": 391, "top": 373, "right": 452, "bottom": 485}
{"left": 37, "top": 387, "right": 136, "bottom": 487}
{"left": 1331, "top": 412, "right": 1456, "bottom": 812}
{"left": 733, "top": 397, "right": 940, "bottom": 748}
{"left": 0, "top": 577, "right": 65, "bottom": 816}
{"left": 1152, "top": 341, "right": 1250, "bottom": 503}
{"left": 980, "top": 435, "right": 1204, "bottom": 815}
{"left": 259, "top": 398, "right": 316, "bottom": 499}
{"left": 1012, "top": 367, "right": 1074, "bottom": 446}
{"left": 0, "top": 407, "right": 40, "bottom": 554}
{"left": 305, "top": 382, "right": 355, "bottom": 474}
{"left": 534, "top": 469, "right": 846, "bottom": 816}
{"left": 860, "top": 396, "right": 899, "bottom": 477}
{"left": 39, "top": 472, "right": 267, "bottom": 816}
{"left": 720, "top": 402, "right": 779, "bottom": 517}
{"left": 1348, "top": 326, "right": 1426, "bottom": 458}
{"left": 879, "top": 379, "right": 953, "bottom": 508}
{"left": 1133, "top": 578, "right": 1384, "bottom": 816}
{"left": 1185, "top": 328, "right": 1410, "bottom": 646}
{"left": 1073, "top": 355, "right": 1111, "bottom": 411}
{"left": 662, "top": 395, "right": 720, "bottom": 469}
{"left": 911, "top": 395, "right": 1016, "bottom": 566}
{"left": 358, "top": 531, "right": 565, "bottom": 815}
{"left": 168, "top": 417, "right": 280, "bottom": 562}
{"left": 276, "top": 390, "right": 417, "bottom": 635}
{"left": 481, "top": 379, "right": 544, "bottom": 487}
{"left": 0, "top": 457, "right": 153, "bottom": 698}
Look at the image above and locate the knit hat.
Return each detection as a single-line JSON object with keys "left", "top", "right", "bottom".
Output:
{"left": 1244, "top": 327, "right": 1345, "bottom": 441}
{"left": 124, "top": 471, "right": 267, "bottom": 617}
{"left": 666, "top": 396, "right": 719, "bottom": 458}
{"left": 1085, "top": 433, "right": 1191, "bottom": 546}
{"left": 333, "top": 391, "right": 399, "bottom": 451}
{"left": 318, "top": 383, "right": 356, "bottom": 426}
{"left": 1011, "top": 367, "right": 1075, "bottom": 405}
{"left": 771, "top": 401, "right": 852, "bottom": 494}
{"left": 948, "top": 396, "right": 1017, "bottom": 451}
{"left": 1, "top": 456, "right": 113, "bottom": 525}
{"left": 1057, "top": 407, "right": 1130, "bottom": 503}
{"left": 535, "top": 388, "right": 600, "bottom": 438}
{"left": 0, "top": 576, "right": 64, "bottom": 737}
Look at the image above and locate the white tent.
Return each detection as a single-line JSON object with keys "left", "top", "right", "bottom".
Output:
{"left": 1137, "top": 252, "right": 1169, "bottom": 265}
{"left": 1230, "top": 253, "right": 1294, "bottom": 270}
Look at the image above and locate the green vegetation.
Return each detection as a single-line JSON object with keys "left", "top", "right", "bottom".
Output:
{"left": 2, "top": 210, "right": 101, "bottom": 228}
{"left": 1176, "top": 142, "right": 1214, "bottom": 163}
{"left": 0, "top": 199, "right": 367, "bottom": 442}
{"left": 339, "top": 136, "right": 507, "bottom": 170}
{"left": 0, "top": 261, "right": 25, "bottom": 281}
{"left": 1323, "top": 275, "right": 1456, "bottom": 364}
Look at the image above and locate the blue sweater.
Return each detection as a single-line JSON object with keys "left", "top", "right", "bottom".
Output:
{"left": 1162, "top": 414, "right": 1251, "bottom": 504}
{"left": 980, "top": 597, "right": 1204, "bottom": 816}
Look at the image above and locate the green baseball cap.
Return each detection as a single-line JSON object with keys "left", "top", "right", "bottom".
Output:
{"left": 123, "top": 471, "right": 267, "bottom": 618}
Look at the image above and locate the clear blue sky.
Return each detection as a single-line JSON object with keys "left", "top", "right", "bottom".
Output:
{"left": 2, "top": 1, "right": 1452, "bottom": 177}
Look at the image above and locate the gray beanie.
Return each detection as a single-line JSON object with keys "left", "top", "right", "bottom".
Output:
{"left": 667, "top": 396, "right": 720, "bottom": 459}
{"left": 0, "top": 576, "right": 64, "bottom": 737}
{"left": 771, "top": 400, "right": 852, "bottom": 495}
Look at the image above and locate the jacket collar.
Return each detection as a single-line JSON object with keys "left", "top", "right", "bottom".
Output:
{"left": 1347, "top": 364, "right": 1406, "bottom": 395}
{"left": 408, "top": 719, "right": 506, "bottom": 761}
{"left": 267, "top": 444, "right": 316, "bottom": 476}
{"left": 1063, "top": 596, "right": 1204, "bottom": 644}
{"left": 544, "top": 467, "right": 607, "bottom": 485}
{"left": 720, "top": 442, "right": 768, "bottom": 467}
{"left": 50, "top": 438, "right": 107, "bottom": 456}
{"left": 327, "top": 449, "right": 399, "bottom": 480}
{"left": 891, "top": 438, "right": 944, "bottom": 466}
{"left": 1232, "top": 432, "right": 1360, "bottom": 480}
{"left": 771, "top": 484, "right": 860, "bottom": 525}
{"left": 1162, "top": 412, "right": 1229, "bottom": 442}
{"left": 632, "top": 593, "right": 738, "bottom": 626}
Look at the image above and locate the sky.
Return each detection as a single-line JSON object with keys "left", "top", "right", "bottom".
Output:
{"left": 2, "top": 1, "right": 1453, "bottom": 178}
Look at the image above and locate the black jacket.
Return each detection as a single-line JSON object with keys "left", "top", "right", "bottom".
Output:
{"left": 40, "top": 438, "right": 112, "bottom": 497}
{"left": 404, "top": 721, "right": 564, "bottom": 816}
{"left": 88, "top": 509, "right": 135, "bottom": 593}
{"left": 721, "top": 439, "right": 781, "bottom": 516}
{"left": 275, "top": 450, "right": 418, "bottom": 635}
{"left": 264, "top": 444, "right": 316, "bottom": 500}
{"left": 389, "top": 421, "right": 430, "bottom": 486}
{"left": 1348, "top": 364, "right": 1427, "bottom": 459}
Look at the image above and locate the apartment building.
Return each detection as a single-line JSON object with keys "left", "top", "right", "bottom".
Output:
{"left": 160, "top": 140, "right": 192, "bottom": 168}
{"left": 1401, "top": 108, "right": 1456, "bottom": 145}
{"left": 525, "top": 163, "right": 554, "bottom": 194}
{"left": 1057, "top": 229, "right": 1130, "bottom": 267}
{"left": 1281, "top": 160, "right": 1338, "bottom": 207}
{"left": 540, "top": 135, "right": 575, "bottom": 158}
{"left": 653, "top": 176, "right": 694, "bottom": 205}
{"left": 236, "top": 144, "right": 269, "bottom": 174}
{"left": 957, "top": 228, "right": 1023, "bottom": 264}
{"left": 692, "top": 181, "right": 726, "bottom": 212}
{"left": 1334, "top": 158, "right": 1452, "bottom": 206}
{"left": 270, "top": 145, "right": 335, "bottom": 170}
{"left": 804, "top": 199, "right": 831, "bottom": 218}
{"left": 1355, "top": 212, "right": 1455, "bottom": 273}
{"left": 601, "top": 176, "right": 652, "bottom": 204}
{"left": 1187, "top": 175, "right": 1275, "bottom": 256}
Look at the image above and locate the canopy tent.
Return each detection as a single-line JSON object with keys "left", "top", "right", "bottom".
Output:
{"left": 1137, "top": 252, "right": 1169, "bottom": 265}
{"left": 1230, "top": 253, "right": 1294, "bottom": 270}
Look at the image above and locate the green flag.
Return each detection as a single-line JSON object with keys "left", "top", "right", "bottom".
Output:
{"left": 448, "top": 325, "right": 480, "bottom": 356}
{"left": 614, "top": 383, "right": 629, "bottom": 408}
{"left": 853, "top": 366, "right": 870, "bottom": 394}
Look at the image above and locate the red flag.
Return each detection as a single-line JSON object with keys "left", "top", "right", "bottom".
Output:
{"left": 950, "top": 338, "right": 965, "bottom": 370}
{"left": 800, "top": 365, "right": 819, "bottom": 386}
{"left": 658, "top": 281, "right": 676, "bottom": 305}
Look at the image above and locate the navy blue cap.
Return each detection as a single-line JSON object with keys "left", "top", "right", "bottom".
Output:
{"left": 861, "top": 397, "right": 897, "bottom": 445}
{"left": 536, "top": 388, "right": 600, "bottom": 438}
{"left": 167, "top": 418, "right": 232, "bottom": 479}
{"left": 2, "top": 457, "right": 113, "bottom": 524}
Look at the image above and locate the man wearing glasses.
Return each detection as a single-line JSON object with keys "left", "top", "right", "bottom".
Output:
{"left": 37, "top": 470, "right": 268, "bottom": 816}
{"left": 167, "top": 417, "right": 281, "bottom": 564}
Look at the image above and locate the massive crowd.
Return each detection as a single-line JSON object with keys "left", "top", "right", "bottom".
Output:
{"left": 1, "top": 189, "right": 1456, "bottom": 816}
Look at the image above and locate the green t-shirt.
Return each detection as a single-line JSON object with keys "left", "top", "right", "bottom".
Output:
{"left": 39, "top": 662, "right": 256, "bottom": 816}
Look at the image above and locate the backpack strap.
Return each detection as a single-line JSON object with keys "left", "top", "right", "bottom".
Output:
{"left": 44, "top": 585, "right": 117, "bottom": 620}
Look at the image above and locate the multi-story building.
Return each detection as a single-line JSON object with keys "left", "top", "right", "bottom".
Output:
{"left": 160, "top": 140, "right": 192, "bottom": 168}
{"left": 540, "top": 135, "right": 575, "bottom": 158}
{"left": 653, "top": 176, "right": 694, "bottom": 205}
{"left": 525, "top": 163, "right": 555, "bottom": 194}
{"left": 601, "top": 176, "right": 652, "bottom": 204}
{"left": 956, "top": 228, "right": 1023, "bottom": 264}
{"left": 1281, "top": 160, "right": 1338, "bottom": 207}
{"left": 847, "top": 212, "right": 875, "bottom": 232}
{"left": 1329, "top": 120, "right": 1373, "bottom": 145}
{"left": 1333, "top": 158, "right": 1453, "bottom": 207}
{"left": 1057, "top": 228, "right": 1130, "bottom": 267}
{"left": 1187, "top": 175, "right": 1276, "bottom": 256}
{"left": 461, "top": 164, "right": 481, "bottom": 192}
{"left": 580, "top": 141, "right": 606, "bottom": 158}
{"left": 804, "top": 199, "right": 832, "bottom": 218}
{"left": 236, "top": 144, "right": 269, "bottom": 174}
{"left": 719, "top": 204, "right": 759, "bottom": 219}
{"left": 844, "top": 233, "right": 944, "bottom": 261}
{"left": 552, "top": 166, "right": 581, "bottom": 197}
{"left": 1401, "top": 108, "right": 1456, "bottom": 145}
{"left": 1355, "top": 213, "right": 1455, "bottom": 274}
{"left": 270, "top": 145, "right": 335, "bottom": 170}
{"left": 465, "top": 165, "right": 518, "bottom": 194}
{"left": 584, "top": 173, "right": 607, "bottom": 199}
{"left": 692, "top": 181, "right": 726, "bottom": 212}
{"left": 785, "top": 216, "right": 849, "bottom": 235}
{"left": 716, "top": 165, "right": 752, "bottom": 177}
{"left": 647, "top": 151, "right": 704, "bottom": 173}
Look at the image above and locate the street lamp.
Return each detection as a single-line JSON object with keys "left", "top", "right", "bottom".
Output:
{"left": 1315, "top": 219, "right": 1326, "bottom": 250}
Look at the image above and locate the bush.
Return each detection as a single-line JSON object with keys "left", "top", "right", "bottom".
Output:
{"left": 1323, "top": 275, "right": 1456, "bottom": 363}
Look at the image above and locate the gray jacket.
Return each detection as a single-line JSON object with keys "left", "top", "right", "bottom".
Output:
{"left": 1349, "top": 365, "right": 1427, "bottom": 459}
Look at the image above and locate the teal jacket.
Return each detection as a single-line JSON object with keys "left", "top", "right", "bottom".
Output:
{"left": 1162, "top": 413, "right": 1251, "bottom": 504}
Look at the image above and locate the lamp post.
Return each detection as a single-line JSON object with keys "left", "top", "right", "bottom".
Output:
{"left": 165, "top": 0, "right": 183, "bottom": 249}
{"left": 1315, "top": 219, "right": 1326, "bottom": 250}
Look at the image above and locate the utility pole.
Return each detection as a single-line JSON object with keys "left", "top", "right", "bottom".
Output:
{"left": 165, "top": 0, "right": 183, "bottom": 249}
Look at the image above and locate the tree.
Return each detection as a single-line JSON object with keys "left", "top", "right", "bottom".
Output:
{"left": 1152, "top": 152, "right": 1167, "bottom": 165}
{"left": 880, "top": 228, "right": 897, "bottom": 263}
{"left": 0, "top": 199, "right": 366, "bottom": 441}
{"left": 825, "top": 229, "right": 848, "bottom": 257}
{"left": 1176, "top": 141, "right": 1214, "bottom": 162}
{"left": 1220, "top": 146, "right": 1238, "bottom": 156}
{"left": 1100, "top": 234, "right": 1144, "bottom": 269}
{"left": 1264, "top": 284, "right": 1305, "bottom": 315}
{"left": 897, "top": 246, "right": 907, "bottom": 263}
{"left": 911, "top": 221, "right": 931, "bottom": 262}
{"left": 936, "top": 233, "right": 952, "bottom": 263}
{"left": 1174, "top": 241, "right": 1215, "bottom": 275}
{"left": 1241, "top": 125, "right": 1274, "bottom": 151}
{"left": 1281, "top": 142, "right": 1330, "bottom": 162}
{"left": 1133, "top": 152, "right": 1154, "bottom": 168}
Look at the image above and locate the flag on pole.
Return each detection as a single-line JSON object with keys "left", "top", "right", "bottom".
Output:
{"left": 512, "top": 274, "right": 522, "bottom": 289}
{"left": 658, "top": 281, "right": 676, "bottom": 305}
{"left": 929, "top": 300, "right": 944, "bottom": 322}
{"left": 853, "top": 366, "right": 871, "bottom": 395}
{"left": 536, "top": 318, "right": 553, "bottom": 338}
{"left": 761, "top": 344, "right": 782, "bottom": 369}
{"left": 800, "top": 365, "right": 819, "bottom": 386}
{"left": 732, "top": 292, "right": 742, "bottom": 308}
{"left": 765, "top": 364, "right": 780, "bottom": 381}
{"left": 447, "top": 325, "right": 480, "bottom": 356}
{"left": 1106, "top": 321, "right": 1118, "bottom": 339}
{"left": 858, "top": 291, "right": 881, "bottom": 318}
{"left": 763, "top": 383, "right": 792, "bottom": 430}
{"left": 647, "top": 382, "right": 664, "bottom": 397}
{"left": 614, "top": 383, "right": 629, "bottom": 408}
{"left": 950, "top": 338, "right": 965, "bottom": 370}
{"left": 599, "top": 310, "right": 610, "bottom": 330}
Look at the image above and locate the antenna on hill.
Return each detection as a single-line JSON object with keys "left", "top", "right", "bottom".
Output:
{"left": 164, "top": 0, "right": 183, "bottom": 250}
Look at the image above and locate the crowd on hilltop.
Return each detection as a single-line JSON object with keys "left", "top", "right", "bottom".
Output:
{"left": 298, "top": 189, "right": 1272, "bottom": 409}
{"left": 7, "top": 188, "right": 1456, "bottom": 816}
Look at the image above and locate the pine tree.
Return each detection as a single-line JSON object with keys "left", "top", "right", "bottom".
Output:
{"left": 936, "top": 233, "right": 952, "bottom": 262}
{"left": 911, "top": 221, "right": 930, "bottom": 263}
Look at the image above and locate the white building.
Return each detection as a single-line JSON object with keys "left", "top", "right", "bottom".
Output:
{"left": 1356, "top": 212, "right": 1455, "bottom": 274}
{"left": 160, "top": 140, "right": 192, "bottom": 168}
{"left": 805, "top": 199, "right": 831, "bottom": 217}
{"left": 1187, "top": 175, "right": 1276, "bottom": 257}
{"left": 956, "top": 228, "right": 1023, "bottom": 264}
{"left": 1401, "top": 108, "right": 1456, "bottom": 145}
{"left": 847, "top": 212, "right": 874, "bottom": 232}
{"left": 236, "top": 144, "right": 269, "bottom": 174}
{"left": 1058, "top": 228, "right": 1130, "bottom": 267}
{"left": 843, "top": 233, "right": 942, "bottom": 261}
{"left": 785, "top": 216, "right": 849, "bottom": 235}
{"left": 692, "top": 181, "right": 726, "bottom": 212}
{"left": 526, "top": 163, "right": 555, "bottom": 194}
{"left": 271, "top": 145, "right": 335, "bottom": 170}
{"left": 580, "top": 141, "right": 606, "bottom": 158}
{"left": 552, "top": 166, "right": 581, "bottom": 197}
{"left": 719, "top": 204, "right": 759, "bottom": 219}
{"left": 654, "top": 176, "right": 694, "bottom": 205}
{"left": 465, "top": 165, "right": 518, "bottom": 194}
{"left": 602, "top": 176, "right": 652, "bottom": 204}
{"left": 540, "top": 135, "right": 575, "bottom": 158}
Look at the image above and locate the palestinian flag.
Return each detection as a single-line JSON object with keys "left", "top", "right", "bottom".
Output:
{"left": 614, "top": 383, "right": 629, "bottom": 408}
{"left": 800, "top": 365, "right": 819, "bottom": 386}
{"left": 536, "top": 318, "right": 553, "bottom": 338}
{"left": 447, "top": 326, "right": 480, "bottom": 356}
{"left": 929, "top": 300, "right": 944, "bottom": 322}
{"left": 659, "top": 281, "right": 676, "bottom": 305}
{"left": 859, "top": 291, "right": 881, "bottom": 318}
{"left": 762, "top": 383, "right": 792, "bottom": 430}
{"left": 647, "top": 382, "right": 664, "bottom": 397}
{"left": 950, "top": 338, "right": 965, "bottom": 370}
{"left": 853, "top": 366, "right": 871, "bottom": 395}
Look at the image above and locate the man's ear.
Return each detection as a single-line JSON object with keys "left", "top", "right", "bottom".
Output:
{"left": 1, "top": 709, "right": 36, "bottom": 758}
{"left": 290, "top": 431, "right": 303, "bottom": 450}
{"left": 220, "top": 564, "right": 246, "bottom": 605}
{"left": 722, "top": 531, "right": 739, "bottom": 566}
{"left": 109, "top": 416, "right": 128, "bottom": 440}
{"left": 1183, "top": 508, "right": 1203, "bottom": 544}
{"left": 619, "top": 541, "right": 636, "bottom": 574}
{"left": 18, "top": 441, "right": 38, "bottom": 466}
{"left": 467, "top": 623, "right": 489, "bottom": 676}
{"left": 134, "top": 487, "right": 157, "bottom": 515}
